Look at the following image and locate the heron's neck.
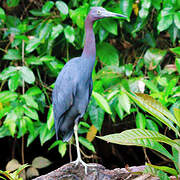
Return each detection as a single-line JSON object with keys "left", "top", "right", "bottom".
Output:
{"left": 81, "top": 17, "right": 96, "bottom": 69}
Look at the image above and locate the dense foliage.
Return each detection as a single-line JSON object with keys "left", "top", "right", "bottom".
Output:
{"left": 0, "top": 0, "right": 179, "bottom": 178}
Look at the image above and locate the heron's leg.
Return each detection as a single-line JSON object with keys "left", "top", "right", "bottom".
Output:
{"left": 74, "top": 123, "right": 81, "bottom": 161}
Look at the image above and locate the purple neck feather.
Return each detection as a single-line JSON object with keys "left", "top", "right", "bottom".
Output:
{"left": 81, "top": 15, "right": 96, "bottom": 65}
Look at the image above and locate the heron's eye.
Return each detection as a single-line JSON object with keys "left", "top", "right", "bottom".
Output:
{"left": 97, "top": 10, "right": 101, "bottom": 15}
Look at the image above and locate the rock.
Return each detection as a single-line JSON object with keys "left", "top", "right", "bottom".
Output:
{"left": 33, "top": 163, "right": 147, "bottom": 180}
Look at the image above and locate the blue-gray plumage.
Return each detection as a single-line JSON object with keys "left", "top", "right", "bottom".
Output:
{"left": 52, "top": 7, "right": 126, "bottom": 173}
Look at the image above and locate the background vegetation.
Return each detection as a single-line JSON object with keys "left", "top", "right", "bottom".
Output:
{"left": 0, "top": 0, "right": 179, "bottom": 179}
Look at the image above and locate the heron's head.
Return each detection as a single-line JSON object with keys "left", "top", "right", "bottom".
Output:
{"left": 88, "top": 7, "right": 127, "bottom": 22}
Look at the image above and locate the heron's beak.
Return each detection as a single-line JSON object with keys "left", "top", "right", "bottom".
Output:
{"left": 102, "top": 10, "right": 127, "bottom": 18}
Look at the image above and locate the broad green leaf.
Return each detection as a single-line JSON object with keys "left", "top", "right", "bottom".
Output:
{"left": 146, "top": 163, "right": 178, "bottom": 176}
{"left": 30, "top": 9, "right": 50, "bottom": 16}
{"left": 172, "top": 139, "right": 180, "bottom": 173}
{"left": 19, "top": 66, "right": 35, "bottom": 84}
{"left": 26, "top": 86, "right": 42, "bottom": 96}
{"left": 144, "top": 48, "right": 167, "bottom": 70}
{"left": 4, "top": 111, "right": 17, "bottom": 137}
{"left": 126, "top": 92, "right": 180, "bottom": 134}
{"left": 26, "top": 56, "right": 43, "bottom": 65}
{"left": 8, "top": 72, "right": 20, "bottom": 92}
{"left": 117, "top": 93, "right": 131, "bottom": 114}
{"left": 0, "top": 66, "right": 17, "bottom": 80}
{"left": 97, "top": 42, "right": 119, "bottom": 66}
{"left": 79, "top": 136, "right": 95, "bottom": 152}
{"left": 143, "top": 79, "right": 159, "bottom": 93}
{"left": 3, "top": 49, "right": 21, "bottom": 60}
{"left": 69, "top": 4, "right": 89, "bottom": 29}
{"left": 22, "top": 95, "right": 38, "bottom": 109}
{"left": 50, "top": 24, "right": 63, "bottom": 40}
{"left": 101, "top": 18, "right": 118, "bottom": 35}
{"left": 139, "top": 0, "right": 151, "bottom": 19}
{"left": 113, "top": 0, "right": 133, "bottom": 20}
{"left": 23, "top": 105, "right": 39, "bottom": 121}
{"left": 47, "top": 105, "right": 54, "bottom": 130}
{"left": 98, "top": 129, "right": 177, "bottom": 160}
{"left": 17, "top": 116, "right": 27, "bottom": 138}
{"left": 143, "top": 164, "right": 170, "bottom": 180}
{"left": 0, "top": 7, "right": 6, "bottom": 21}
{"left": 39, "top": 21, "right": 52, "bottom": 41}
{"left": 88, "top": 99, "right": 105, "bottom": 131}
{"left": 175, "top": 58, "right": 180, "bottom": 73}
{"left": 170, "top": 46, "right": 180, "bottom": 55}
{"left": 58, "top": 141, "right": 67, "bottom": 157}
{"left": 174, "top": 11, "right": 180, "bottom": 29}
{"left": 42, "top": 1, "right": 54, "bottom": 14}
{"left": 92, "top": 91, "right": 112, "bottom": 114}
{"left": 64, "top": 26, "right": 75, "bottom": 43}
{"left": 136, "top": 112, "right": 146, "bottom": 129}
{"left": 27, "top": 128, "right": 39, "bottom": 147}
{"left": 173, "top": 108, "right": 180, "bottom": 122}
{"left": 56, "top": 1, "right": 68, "bottom": 15}
{"left": 0, "top": 91, "right": 18, "bottom": 103}
{"left": 26, "top": 37, "right": 41, "bottom": 53}
{"left": 146, "top": 119, "right": 159, "bottom": 131}
{"left": 40, "top": 124, "right": 55, "bottom": 145}
{"left": 157, "top": 15, "right": 173, "bottom": 32}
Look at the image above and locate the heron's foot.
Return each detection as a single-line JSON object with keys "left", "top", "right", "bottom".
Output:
{"left": 71, "top": 158, "right": 96, "bottom": 174}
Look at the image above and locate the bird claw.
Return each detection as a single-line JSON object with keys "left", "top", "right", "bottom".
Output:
{"left": 72, "top": 159, "right": 96, "bottom": 174}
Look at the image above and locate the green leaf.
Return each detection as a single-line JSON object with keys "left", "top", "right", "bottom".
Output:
{"left": 58, "top": 141, "right": 67, "bottom": 157}
{"left": 40, "top": 124, "right": 55, "bottom": 145}
{"left": 88, "top": 99, "right": 105, "bottom": 131}
{"left": 22, "top": 95, "right": 38, "bottom": 110}
{"left": 125, "top": 92, "right": 180, "bottom": 135}
{"left": 144, "top": 79, "right": 159, "bottom": 93}
{"left": 170, "top": 46, "right": 180, "bottom": 55}
{"left": 0, "top": 91, "right": 18, "bottom": 103}
{"left": 17, "top": 116, "right": 27, "bottom": 138}
{"left": 172, "top": 139, "right": 180, "bottom": 173}
{"left": 26, "top": 86, "right": 42, "bottom": 96}
{"left": 139, "top": 0, "right": 151, "bottom": 19}
{"left": 157, "top": 15, "right": 173, "bottom": 32}
{"left": 26, "top": 37, "right": 41, "bottom": 53}
{"left": 47, "top": 105, "right": 54, "bottom": 130}
{"left": 56, "top": 1, "right": 68, "bottom": 15}
{"left": 101, "top": 18, "right": 118, "bottom": 35}
{"left": 143, "top": 164, "right": 170, "bottom": 180}
{"left": 64, "top": 25, "right": 75, "bottom": 43}
{"left": 144, "top": 48, "right": 167, "bottom": 70}
{"left": 146, "top": 163, "right": 178, "bottom": 176}
{"left": 8, "top": 72, "right": 20, "bottom": 92}
{"left": 97, "top": 42, "right": 119, "bottom": 66}
{"left": 69, "top": 4, "right": 89, "bottom": 29}
{"left": 42, "top": 1, "right": 54, "bottom": 14}
{"left": 50, "top": 24, "right": 63, "bottom": 40}
{"left": 79, "top": 136, "right": 95, "bottom": 152}
{"left": 3, "top": 49, "right": 21, "bottom": 60}
{"left": 146, "top": 119, "right": 159, "bottom": 131}
{"left": 136, "top": 112, "right": 146, "bottom": 129}
{"left": 117, "top": 93, "right": 131, "bottom": 114}
{"left": 98, "top": 129, "right": 176, "bottom": 160}
{"left": 175, "top": 58, "right": 180, "bottom": 73}
{"left": 174, "top": 11, "right": 180, "bottom": 29}
{"left": 92, "top": 91, "right": 112, "bottom": 114}
{"left": 19, "top": 66, "right": 35, "bottom": 84}
{"left": 0, "top": 66, "right": 17, "bottom": 80}
{"left": 4, "top": 111, "right": 17, "bottom": 137}
{"left": 23, "top": 105, "right": 39, "bottom": 121}
{"left": 30, "top": 9, "right": 50, "bottom": 16}
{"left": 113, "top": 0, "right": 133, "bottom": 21}
{"left": 39, "top": 21, "right": 52, "bottom": 41}
{"left": 0, "top": 7, "right": 6, "bottom": 21}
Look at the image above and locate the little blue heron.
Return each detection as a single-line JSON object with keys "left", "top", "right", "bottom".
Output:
{"left": 52, "top": 7, "right": 126, "bottom": 173}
